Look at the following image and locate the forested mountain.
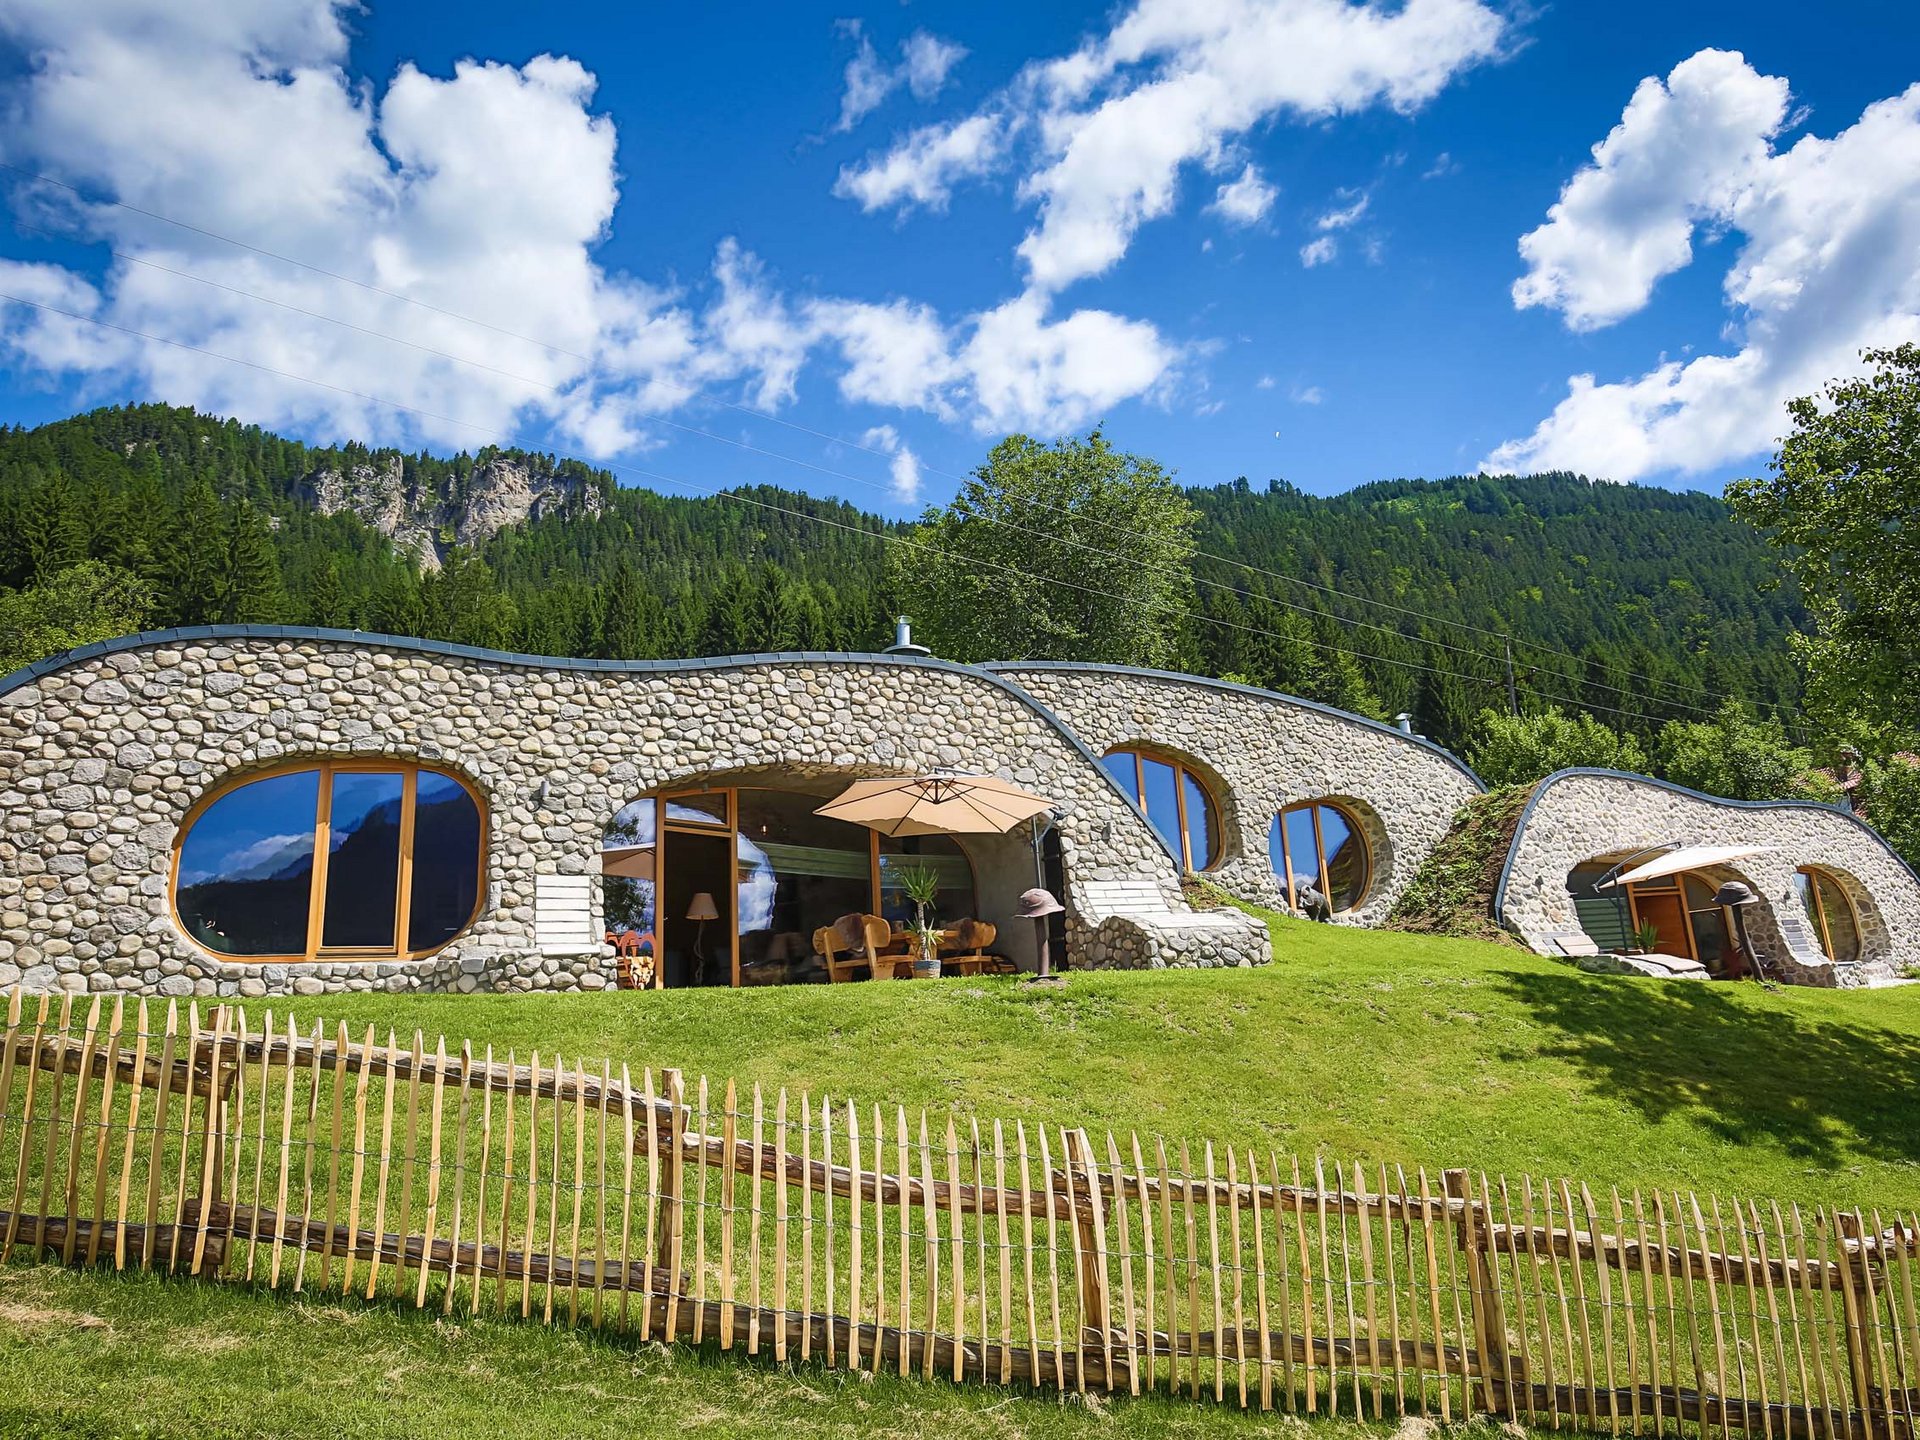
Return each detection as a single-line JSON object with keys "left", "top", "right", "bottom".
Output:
{"left": 1185, "top": 475, "right": 1806, "bottom": 746}
{"left": 0, "top": 404, "right": 1806, "bottom": 752}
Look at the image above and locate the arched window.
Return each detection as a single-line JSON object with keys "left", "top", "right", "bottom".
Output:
{"left": 1794, "top": 866, "right": 1862, "bottom": 963}
{"left": 1269, "top": 800, "right": 1370, "bottom": 914}
{"left": 173, "top": 761, "right": 485, "bottom": 961}
{"left": 1100, "top": 747, "right": 1223, "bottom": 872}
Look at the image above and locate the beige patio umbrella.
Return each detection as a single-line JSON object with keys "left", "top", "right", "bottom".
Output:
{"left": 600, "top": 842, "right": 656, "bottom": 880}
{"left": 813, "top": 774, "right": 1053, "bottom": 836}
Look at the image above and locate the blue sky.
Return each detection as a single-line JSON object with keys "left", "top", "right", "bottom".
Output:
{"left": 0, "top": 0, "right": 1915, "bottom": 513}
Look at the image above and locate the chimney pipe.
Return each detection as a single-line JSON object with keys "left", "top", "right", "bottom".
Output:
{"left": 1393, "top": 712, "right": 1414, "bottom": 736}
{"left": 884, "top": 615, "right": 932, "bottom": 658}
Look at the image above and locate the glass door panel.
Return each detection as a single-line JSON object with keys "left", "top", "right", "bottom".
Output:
{"left": 321, "top": 770, "right": 404, "bottom": 949}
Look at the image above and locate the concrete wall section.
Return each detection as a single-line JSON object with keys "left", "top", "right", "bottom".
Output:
{"left": 991, "top": 664, "right": 1484, "bottom": 922}
{"left": 1495, "top": 768, "right": 1920, "bottom": 986}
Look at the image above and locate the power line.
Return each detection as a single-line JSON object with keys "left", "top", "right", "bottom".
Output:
{"left": 0, "top": 288, "right": 1806, "bottom": 739}
{"left": 1, "top": 161, "right": 1791, "bottom": 717}
{"left": 2, "top": 217, "right": 1751, "bottom": 726}
{"left": 0, "top": 290, "right": 1521, "bottom": 698}
{"left": 0, "top": 219, "right": 1608, "bottom": 689}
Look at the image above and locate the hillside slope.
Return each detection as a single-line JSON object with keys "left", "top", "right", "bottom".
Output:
{"left": 0, "top": 404, "right": 1804, "bottom": 748}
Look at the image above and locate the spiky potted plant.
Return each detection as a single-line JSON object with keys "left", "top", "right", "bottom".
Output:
{"left": 896, "top": 862, "right": 944, "bottom": 979}
{"left": 1630, "top": 918, "right": 1662, "bottom": 955}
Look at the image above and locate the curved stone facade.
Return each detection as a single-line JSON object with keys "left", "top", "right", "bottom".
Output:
{"left": 991, "top": 664, "right": 1485, "bottom": 922}
{"left": 1495, "top": 769, "right": 1920, "bottom": 986}
{"left": 0, "top": 630, "right": 1276, "bottom": 997}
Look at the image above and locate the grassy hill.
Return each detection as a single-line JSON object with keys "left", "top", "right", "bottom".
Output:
{"left": 6, "top": 913, "right": 1918, "bottom": 1439}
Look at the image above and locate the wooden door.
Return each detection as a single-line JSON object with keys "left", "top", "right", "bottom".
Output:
{"left": 1631, "top": 890, "right": 1692, "bottom": 958}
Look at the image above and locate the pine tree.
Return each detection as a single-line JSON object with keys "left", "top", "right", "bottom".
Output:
{"left": 743, "top": 563, "right": 799, "bottom": 651}
{"left": 368, "top": 569, "right": 426, "bottom": 638}
{"left": 305, "top": 555, "right": 349, "bottom": 628}
{"left": 214, "top": 501, "right": 286, "bottom": 623}
{"left": 599, "top": 555, "right": 650, "bottom": 659}
{"left": 161, "top": 476, "right": 224, "bottom": 625}
{"left": 20, "top": 470, "right": 87, "bottom": 581}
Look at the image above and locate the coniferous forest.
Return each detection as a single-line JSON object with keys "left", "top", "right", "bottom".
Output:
{"left": 0, "top": 403, "right": 1809, "bottom": 757}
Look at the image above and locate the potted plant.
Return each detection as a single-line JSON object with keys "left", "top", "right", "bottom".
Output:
{"left": 895, "top": 862, "right": 944, "bottom": 979}
{"left": 1630, "top": 918, "right": 1662, "bottom": 955}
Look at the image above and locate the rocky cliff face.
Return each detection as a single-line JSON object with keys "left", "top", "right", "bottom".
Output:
{"left": 298, "top": 454, "right": 608, "bottom": 570}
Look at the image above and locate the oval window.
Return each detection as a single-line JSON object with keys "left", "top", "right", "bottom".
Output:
{"left": 174, "top": 761, "right": 485, "bottom": 961}
{"left": 1268, "top": 800, "right": 1370, "bottom": 914}
{"left": 1101, "top": 748, "right": 1223, "bottom": 872}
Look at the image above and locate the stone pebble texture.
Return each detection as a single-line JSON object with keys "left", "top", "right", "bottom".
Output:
{"left": 992, "top": 664, "right": 1484, "bottom": 925}
{"left": 1497, "top": 770, "right": 1920, "bottom": 986}
{"left": 0, "top": 636, "right": 1277, "bottom": 997}
{"left": 5, "top": 633, "right": 1914, "bottom": 996}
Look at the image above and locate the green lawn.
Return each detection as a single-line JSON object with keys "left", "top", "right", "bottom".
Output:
{"left": 7, "top": 910, "right": 1920, "bottom": 1439}
{"left": 285, "top": 910, "right": 1919, "bottom": 1209}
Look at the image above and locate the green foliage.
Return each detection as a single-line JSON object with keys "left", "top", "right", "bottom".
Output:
{"left": 0, "top": 561, "right": 156, "bottom": 674}
{"left": 1384, "top": 785, "right": 1533, "bottom": 943}
{"left": 1631, "top": 917, "right": 1663, "bottom": 954}
{"left": 0, "top": 404, "right": 1827, "bottom": 764}
{"left": 1649, "top": 699, "right": 1839, "bottom": 803}
{"left": 1727, "top": 343, "right": 1920, "bottom": 734}
{"left": 1190, "top": 471, "right": 1808, "bottom": 750}
{"left": 1465, "top": 706, "right": 1649, "bottom": 787}
{"left": 891, "top": 429, "right": 1198, "bottom": 667}
{"left": 1856, "top": 756, "right": 1920, "bottom": 872}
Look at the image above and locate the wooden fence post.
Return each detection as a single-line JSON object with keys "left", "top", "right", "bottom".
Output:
{"left": 656, "top": 1067, "right": 687, "bottom": 1337}
{"left": 1836, "top": 1210, "right": 1882, "bottom": 1437}
{"left": 1447, "top": 1168, "right": 1506, "bottom": 1418}
{"left": 1066, "top": 1128, "right": 1116, "bottom": 1391}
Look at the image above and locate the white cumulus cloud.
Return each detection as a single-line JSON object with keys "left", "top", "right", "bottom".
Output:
{"left": 858, "top": 423, "right": 924, "bottom": 504}
{"left": 0, "top": 0, "right": 1185, "bottom": 455}
{"left": 834, "top": 114, "right": 1009, "bottom": 213}
{"left": 837, "top": 0, "right": 1507, "bottom": 292}
{"left": 1489, "top": 50, "right": 1920, "bottom": 481}
{"left": 1208, "top": 164, "right": 1277, "bottom": 225}
{"left": 1299, "top": 236, "right": 1338, "bottom": 267}
{"left": 835, "top": 23, "right": 968, "bottom": 132}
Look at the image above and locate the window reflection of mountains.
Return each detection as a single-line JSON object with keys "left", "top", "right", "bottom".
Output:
{"left": 179, "top": 792, "right": 476, "bottom": 956}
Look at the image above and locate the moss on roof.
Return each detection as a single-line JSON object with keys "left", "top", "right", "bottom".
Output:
{"left": 1385, "top": 783, "right": 1537, "bottom": 945}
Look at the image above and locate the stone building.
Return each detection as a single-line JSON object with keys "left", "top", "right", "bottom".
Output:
{"left": 1494, "top": 769, "right": 1920, "bottom": 986}
{"left": 3, "top": 629, "right": 1913, "bottom": 997}
{"left": 0, "top": 626, "right": 1477, "bottom": 998}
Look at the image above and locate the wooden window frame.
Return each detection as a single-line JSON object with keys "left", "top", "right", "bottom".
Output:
{"left": 1102, "top": 746, "right": 1224, "bottom": 873}
{"left": 1796, "top": 865, "right": 1863, "bottom": 964}
{"left": 171, "top": 759, "right": 487, "bottom": 966}
{"left": 643, "top": 783, "right": 981, "bottom": 990}
{"left": 1274, "top": 799, "right": 1372, "bottom": 916}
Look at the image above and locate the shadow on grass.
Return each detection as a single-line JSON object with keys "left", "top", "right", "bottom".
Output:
{"left": 1492, "top": 969, "right": 1920, "bottom": 1171}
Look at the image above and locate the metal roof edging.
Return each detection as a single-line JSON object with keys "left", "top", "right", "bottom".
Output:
{"left": 0, "top": 625, "right": 1187, "bottom": 877}
{"left": 1488, "top": 766, "right": 1920, "bottom": 922}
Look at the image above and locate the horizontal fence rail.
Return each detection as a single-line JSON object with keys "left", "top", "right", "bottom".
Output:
{"left": 2, "top": 990, "right": 1918, "bottom": 1436}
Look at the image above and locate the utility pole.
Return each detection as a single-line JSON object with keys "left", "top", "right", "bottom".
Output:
{"left": 1504, "top": 636, "right": 1520, "bottom": 717}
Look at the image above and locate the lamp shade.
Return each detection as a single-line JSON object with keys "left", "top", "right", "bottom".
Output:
{"left": 686, "top": 892, "right": 720, "bottom": 922}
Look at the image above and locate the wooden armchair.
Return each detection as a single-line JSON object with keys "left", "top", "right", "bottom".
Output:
{"left": 814, "top": 914, "right": 893, "bottom": 982}
{"left": 941, "top": 919, "right": 1014, "bottom": 976}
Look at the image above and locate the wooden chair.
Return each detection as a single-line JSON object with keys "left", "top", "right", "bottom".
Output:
{"left": 612, "top": 929, "right": 654, "bottom": 990}
{"left": 940, "top": 919, "right": 1013, "bottom": 976}
{"left": 814, "top": 915, "right": 894, "bottom": 982}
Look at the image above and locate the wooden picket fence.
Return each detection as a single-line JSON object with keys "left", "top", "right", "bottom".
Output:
{"left": 4, "top": 989, "right": 1919, "bottom": 1437}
